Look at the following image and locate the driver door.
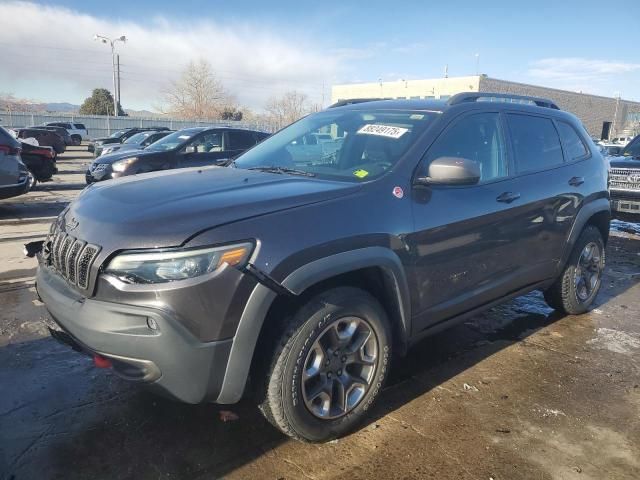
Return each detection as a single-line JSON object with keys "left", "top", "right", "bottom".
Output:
{"left": 179, "top": 131, "right": 226, "bottom": 168}
{"left": 405, "top": 112, "right": 528, "bottom": 334}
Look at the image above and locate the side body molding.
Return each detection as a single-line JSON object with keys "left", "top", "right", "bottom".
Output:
{"left": 215, "top": 246, "right": 411, "bottom": 404}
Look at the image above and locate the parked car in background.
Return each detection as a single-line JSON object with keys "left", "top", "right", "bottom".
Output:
{"left": 99, "top": 130, "right": 173, "bottom": 157}
{"left": 89, "top": 127, "right": 171, "bottom": 157}
{"left": 19, "top": 141, "right": 58, "bottom": 186}
{"left": 608, "top": 134, "right": 640, "bottom": 218}
{"left": 0, "top": 126, "right": 30, "bottom": 200}
{"left": 288, "top": 132, "right": 343, "bottom": 164}
{"left": 41, "top": 93, "right": 609, "bottom": 442}
{"left": 597, "top": 140, "right": 624, "bottom": 157}
{"left": 86, "top": 127, "right": 268, "bottom": 183}
{"left": 44, "top": 122, "right": 89, "bottom": 144}
{"left": 611, "top": 136, "right": 634, "bottom": 145}
{"left": 15, "top": 128, "right": 65, "bottom": 154}
{"left": 40, "top": 126, "right": 73, "bottom": 146}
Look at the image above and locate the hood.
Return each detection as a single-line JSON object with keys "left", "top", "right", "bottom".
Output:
{"left": 608, "top": 155, "right": 640, "bottom": 169}
{"left": 62, "top": 166, "right": 359, "bottom": 251}
{"left": 94, "top": 148, "right": 150, "bottom": 164}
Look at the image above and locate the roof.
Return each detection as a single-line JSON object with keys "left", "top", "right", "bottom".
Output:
{"left": 329, "top": 92, "right": 566, "bottom": 116}
{"left": 330, "top": 98, "right": 448, "bottom": 111}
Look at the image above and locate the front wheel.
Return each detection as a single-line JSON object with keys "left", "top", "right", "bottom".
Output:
{"left": 543, "top": 225, "right": 605, "bottom": 315}
{"left": 258, "top": 287, "right": 392, "bottom": 442}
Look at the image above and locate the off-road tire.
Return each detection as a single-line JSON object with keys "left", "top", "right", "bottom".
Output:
{"left": 257, "top": 287, "right": 392, "bottom": 442}
{"left": 543, "top": 226, "right": 605, "bottom": 315}
{"left": 71, "top": 134, "right": 82, "bottom": 146}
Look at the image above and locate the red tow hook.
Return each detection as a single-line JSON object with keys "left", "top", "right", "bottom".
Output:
{"left": 93, "top": 354, "right": 112, "bottom": 369}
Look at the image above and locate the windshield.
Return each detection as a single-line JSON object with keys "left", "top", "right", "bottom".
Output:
{"left": 233, "top": 108, "right": 437, "bottom": 181}
{"left": 124, "top": 132, "right": 152, "bottom": 144}
{"left": 109, "top": 129, "right": 128, "bottom": 138}
{"left": 145, "top": 129, "right": 199, "bottom": 152}
{"left": 623, "top": 137, "right": 640, "bottom": 158}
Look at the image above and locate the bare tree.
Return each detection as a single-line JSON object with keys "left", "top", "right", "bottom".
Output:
{"left": 162, "top": 59, "right": 230, "bottom": 120}
{"left": 0, "top": 92, "right": 37, "bottom": 112}
{"left": 264, "top": 90, "right": 314, "bottom": 130}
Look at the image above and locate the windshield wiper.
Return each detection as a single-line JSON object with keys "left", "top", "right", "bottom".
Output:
{"left": 247, "top": 166, "right": 316, "bottom": 177}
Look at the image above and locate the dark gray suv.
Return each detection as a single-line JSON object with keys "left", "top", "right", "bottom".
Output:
{"left": 36, "top": 93, "right": 610, "bottom": 442}
{"left": 0, "top": 126, "right": 30, "bottom": 200}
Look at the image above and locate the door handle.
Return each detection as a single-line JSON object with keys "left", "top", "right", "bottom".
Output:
{"left": 569, "top": 176, "right": 585, "bottom": 187}
{"left": 496, "top": 192, "right": 521, "bottom": 203}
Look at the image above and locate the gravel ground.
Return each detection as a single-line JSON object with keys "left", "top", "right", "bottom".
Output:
{"left": 0, "top": 147, "right": 639, "bottom": 480}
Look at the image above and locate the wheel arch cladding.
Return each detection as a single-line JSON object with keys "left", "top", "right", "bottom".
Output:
{"left": 215, "top": 247, "right": 411, "bottom": 404}
{"left": 280, "top": 247, "right": 411, "bottom": 352}
{"left": 559, "top": 198, "right": 610, "bottom": 272}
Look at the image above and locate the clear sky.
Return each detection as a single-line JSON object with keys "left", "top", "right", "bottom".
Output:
{"left": 1, "top": 0, "right": 639, "bottom": 112}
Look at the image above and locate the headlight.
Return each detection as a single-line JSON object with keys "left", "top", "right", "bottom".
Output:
{"left": 104, "top": 242, "right": 253, "bottom": 284}
{"left": 112, "top": 157, "right": 138, "bottom": 172}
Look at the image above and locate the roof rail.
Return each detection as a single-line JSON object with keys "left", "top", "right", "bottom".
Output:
{"left": 328, "top": 98, "right": 386, "bottom": 108}
{"left": 447, "top": 92, "right": 560, "bottom": 110}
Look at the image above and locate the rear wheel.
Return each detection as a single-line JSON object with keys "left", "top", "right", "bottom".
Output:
{"left": 71, "top": 134, "right": 81, "bottom": 146}
{"left": 543, "top": 226, "right": 605, "bottom": 314}
{"left": 257, "top": 287, "right": 391, "bottom": 442}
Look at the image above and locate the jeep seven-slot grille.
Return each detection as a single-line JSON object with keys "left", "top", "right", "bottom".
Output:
{"left": 610, "top": 168, "right": 640, "bottom": 191}
{"left": 48, "top": 230, "right": 100, "bottom": 289}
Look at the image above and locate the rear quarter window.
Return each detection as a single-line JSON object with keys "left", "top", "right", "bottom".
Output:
{"left": 74, "top": 124, "right": 86, "bottom": 129}
{"left": 556, "top": 121, "right": 589, "bottom": 161}
{"left": 507, "top": 114, "right": 564, "bottom": 173}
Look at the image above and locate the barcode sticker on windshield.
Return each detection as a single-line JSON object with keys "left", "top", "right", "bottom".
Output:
{"left": 357, "top": 124, "right": 409, "bottom": 139}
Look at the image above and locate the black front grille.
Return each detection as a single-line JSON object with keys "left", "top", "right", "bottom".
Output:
{"left": 48, "top": 230, "right": 100, "bottom": 290}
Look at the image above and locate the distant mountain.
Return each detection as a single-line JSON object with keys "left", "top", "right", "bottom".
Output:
{"left": 1, "top": 100, "right": 162, "bottom": 117}
{"left": 45, "top": 102, "right": 79, "bottom": 113}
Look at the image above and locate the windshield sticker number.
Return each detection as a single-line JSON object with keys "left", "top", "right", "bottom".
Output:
{"left": 178, "top": 135, "right": 191, "bottom": 140}
{"left": 357, "top": 124, "right": 409, "bottom": 139}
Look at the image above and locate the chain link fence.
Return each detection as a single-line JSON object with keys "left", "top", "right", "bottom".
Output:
{"left": 0, "top": 111, "right": 275, "bottom": 139}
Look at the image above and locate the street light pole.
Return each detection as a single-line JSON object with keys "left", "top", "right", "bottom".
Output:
{"left": 93, "top": 34, "right": 127, "bottom": 116}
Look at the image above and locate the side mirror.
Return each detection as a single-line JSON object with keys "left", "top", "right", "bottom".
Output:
{"left": 416, "top": 156, "right": 481, "bottom": 186}
{"left": 184, "top": 145, "right": 196, "bottom": 154}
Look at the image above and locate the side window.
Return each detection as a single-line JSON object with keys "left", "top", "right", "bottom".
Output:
{"left": 74, "top": 123, "right": 86, "bottom": 130}
{"left": 556, "top": 121, "right": 589, "bottom": 161}
{"left": 227, "top": 130, "right": 257, "bottom": 150}
{"left": 424, "top": 112, "right": 508, "bottom": 182}
{"left": 189, "top": 132, "right": 222, "bottom": 153}
{"left": 507, "top": 114, "right": 564, "bottom": 173}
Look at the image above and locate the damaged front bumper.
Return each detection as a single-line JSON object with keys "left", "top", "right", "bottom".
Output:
{"left": 36, "top": 265, "right": 235, "bottom": 404}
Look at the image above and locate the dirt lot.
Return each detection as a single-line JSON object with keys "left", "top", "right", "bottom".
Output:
{"left": 1, "top": 147, "right": 639, "bottom": 480}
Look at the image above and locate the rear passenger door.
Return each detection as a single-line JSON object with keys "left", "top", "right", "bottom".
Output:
{"left": 504, "top": 113, "right": 583, "bottom": 278}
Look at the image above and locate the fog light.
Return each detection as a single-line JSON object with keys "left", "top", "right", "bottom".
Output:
{"left": 147, "top": 318, "right": 158, "bottom": 330}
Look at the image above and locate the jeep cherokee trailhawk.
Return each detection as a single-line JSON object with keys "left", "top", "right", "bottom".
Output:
{"left": 37, "top": 93, "right": 610, "bottom": 442}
